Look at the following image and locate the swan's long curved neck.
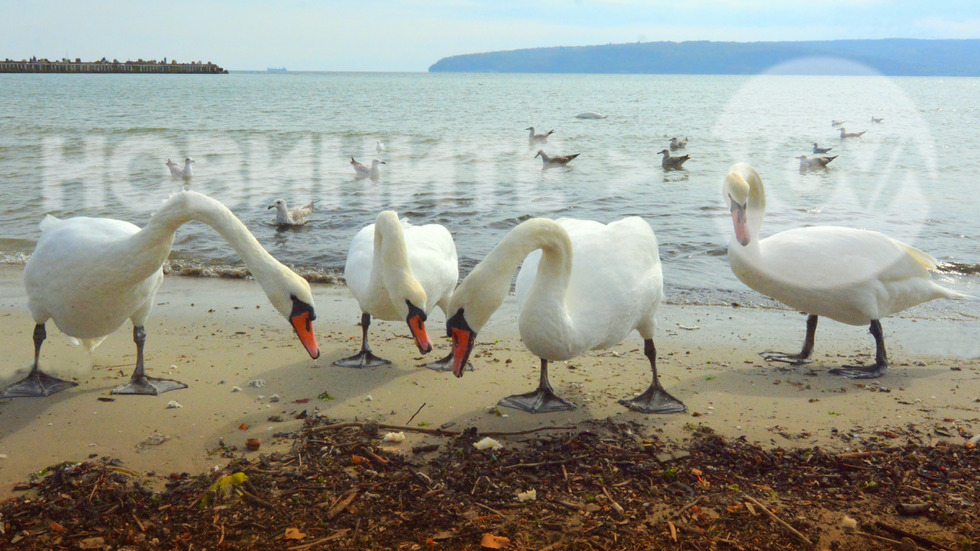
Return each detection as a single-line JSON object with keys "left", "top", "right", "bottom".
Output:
{"left": 126, "top": 192, "right": 285, "bottom": 286}
{"left": 370, "top": 212, "right": 414, "bottom": 296}
{"left": 458, "top": 219, "right": 572, "bottom": 330}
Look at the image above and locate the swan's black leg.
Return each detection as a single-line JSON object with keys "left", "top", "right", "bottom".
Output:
{"left": 334, "top": 313, "right": 391, "bottom": 368}
{"left": 761, "top": 314, "right": 817, "bottom": 364}
{"left": 1, "top": 323, "right": 78, "bottom": 398}
{"left": 619, "top": 340, "right": 687, "bottom": 414}
{"left": 112, "top": 326, "right": 187, "bottom": 395}
{"left": 829, "top": 320, "right": 888, "bottom": 379}
{"left": 498, "top": 359, "right": 575, "bottom": 413}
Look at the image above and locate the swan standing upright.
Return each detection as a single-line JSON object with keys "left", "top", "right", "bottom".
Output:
{"left": 336, "top": 211, "right": 458, "bottom": 369}
{"left": 1, "top": 191, "right": 321, "bottom": 398}
{"left": 723, "top": 163, "right": 966, "bottom": 378}
{"left": 445, "top": 217, "right": 686, "bottom": 414}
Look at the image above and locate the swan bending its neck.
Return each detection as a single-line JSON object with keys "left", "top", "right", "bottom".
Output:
{"left": 4, "top": 191, "right": 320, "bottom": 398}
{"left": 445, "top": 217, "right": 685, "bottom": 414}
{"left": 334, "top": 211, "right": 436, "bottom": 369}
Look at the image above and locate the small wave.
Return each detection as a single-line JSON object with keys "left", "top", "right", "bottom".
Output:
{"left": 163, "top": 259, "right": 343, "bottom": 284}
{"left": 938, "top": 261, "right": 980, "bottom": 276}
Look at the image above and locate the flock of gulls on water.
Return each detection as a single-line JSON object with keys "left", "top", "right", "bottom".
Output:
{"left": 1, "top": 112, "right": 970, "bottom": 417}
{"left": 800, "top": 116, "right": 880, "bottom": 173}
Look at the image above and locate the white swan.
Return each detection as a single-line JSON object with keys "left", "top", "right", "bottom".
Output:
{"left": 351, "top": 157, "right": 384, "bottom": 179}
{"left": 165, "top": 157, "right": 194, "bottom": 178}
{"left": 723, "top": 163, "right": 966, "bottom": 378}
{"left": 1, "top": 191, "right": 321, "bottom": 398}
{"left": 445, "top": 217, "right": 685, "bottom": 414}
{"left": 336, "top": 211, "right": 458, "bottom": 369}
{"left": 268, "top": 198, "right": 314, "bottom": 226}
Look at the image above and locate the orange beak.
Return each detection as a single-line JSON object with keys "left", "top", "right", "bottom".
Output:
{"left": 451, "top": 327, "right": 473, "bottom": 378}
{"left": 408, "top": 315, "right": 433, "bottom": 355}
{"left": 290, "top": 311, "right": 320, "bottom": 359}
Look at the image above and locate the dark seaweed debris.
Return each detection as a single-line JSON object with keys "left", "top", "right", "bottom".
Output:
{"left": 1, "top": 418, "right": 978, "bottom": 550}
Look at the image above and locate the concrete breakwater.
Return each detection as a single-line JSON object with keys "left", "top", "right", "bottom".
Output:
{"left": 1, "top": 57, "right": 228, "bottom": 74}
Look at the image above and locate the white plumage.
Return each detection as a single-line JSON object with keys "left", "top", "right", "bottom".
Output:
{"left": 336, "top": 211, "right": 458, "bottom": 368}
{"left": 2, "top": 191, "right": 321, "bottom": 398}
{"left": 723, "top": 162, "right": 965, "bottom": 378}
{"left": 165, "top": 157, "right": 194, "bottom": 178}
{"left": 445, "top": 217, "right": 686, "bottom": 414}
{"left": 351, "top": 157, "right": 384, "bottom": 179}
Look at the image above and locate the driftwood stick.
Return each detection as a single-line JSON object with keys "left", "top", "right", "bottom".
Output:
{"left": 312, "top": 421, "right": 576, "bottom": 438}
{"left": 742, "top": 494, "right": 812, "bottom": 546}
{"left": 874, "top": 521, "right": 954, "bottom": 551}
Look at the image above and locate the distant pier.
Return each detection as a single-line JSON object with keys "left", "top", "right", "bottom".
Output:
{"left": 0, "top": 57, "right": 228, "bottom": 74}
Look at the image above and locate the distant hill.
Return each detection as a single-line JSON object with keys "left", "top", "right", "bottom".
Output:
{"left": 428, "top": 39, "right": 980, "bottom": 76}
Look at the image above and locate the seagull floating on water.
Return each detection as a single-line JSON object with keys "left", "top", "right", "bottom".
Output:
{"left": 351, "top": 157, "right": 385, "bottom": 179}
{"left": 812, "top": 143, "right": 832, "bottom": 154}
{"left": 669, "top": 137, "right": 688, "bottom": 151}
{"left": 535, "top": 150, "right": 579, "bottom": 169}
{"left": 831, "top": 120, "right": 845, "bottom": 127}
{"left": 268, "top": 199, "right": 314, "bottom": 226}
{"left": 871, "top": 116, "right": 884, "bottom": 123}
{"left": 376, "top": 139, "right": 385, "bottom": 156}
{"left": 839, "top": 128, "right": 867, "bottom": 139}
{"left": 797, "top": 154, "right": 838, "bottom": 173}
{"left": 658, "top": 149, "right": 690, "bottom": 169}
{"left": 575, "top": 112, "right": 608, "bottom": 119}
{"left": 165, "top": 157, "right": 194, "bottom": 178}
{"left": 526, "top": 127, "right": 554, "bottom": 146}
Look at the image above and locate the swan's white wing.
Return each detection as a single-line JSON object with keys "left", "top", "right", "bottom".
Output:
{"left": 732, "top": 226, "right": 955, "bottom": 324}
{"left": 26, "top": 216, "right": 159, "bottom": 339}
{"left": 404, "top": 223, "right": 459, "bottom": 314}
{"left": 517, "top": 217, "right": 663, "bottom": 355}
{"left": 343, "top": 224, "right": 377, "bottom": 309}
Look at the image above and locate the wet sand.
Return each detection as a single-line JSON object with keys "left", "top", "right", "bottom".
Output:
{"left": 0, "top": 264, "right": 977, "bottom": 497}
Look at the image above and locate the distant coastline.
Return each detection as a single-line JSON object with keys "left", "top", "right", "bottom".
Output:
{"left": 0, "top": 57, "right": 228, "bottom": 74}
{"left": 429, "top": 38, "right": 980, "bottom": 76}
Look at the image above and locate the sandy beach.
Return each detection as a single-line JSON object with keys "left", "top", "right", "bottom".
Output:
{"left": 0, "top": 263, "right": 977, "bottom": 498}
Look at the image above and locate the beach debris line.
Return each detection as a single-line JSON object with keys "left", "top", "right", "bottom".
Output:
{"left": 0, "top": 418, "right": 977, "bottom": 549}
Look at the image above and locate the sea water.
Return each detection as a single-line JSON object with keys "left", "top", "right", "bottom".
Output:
{"left": 0, "top": 71, "right": 977, "bottom": 323}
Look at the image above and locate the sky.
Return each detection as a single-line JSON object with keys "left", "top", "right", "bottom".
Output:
{"left": 2, "top": 0, "right": 979, "bottom": 72}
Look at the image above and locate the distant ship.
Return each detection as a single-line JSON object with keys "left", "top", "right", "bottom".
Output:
{"left": 266, "top": 67, "right": 287, "bottom": 73}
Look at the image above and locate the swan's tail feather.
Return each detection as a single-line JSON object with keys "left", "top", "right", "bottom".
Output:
{"left": 898, "top": 242, "right": 939, "bottom": 271}
{"left": 68, "top": 336, "right": 107, "bottom": 352}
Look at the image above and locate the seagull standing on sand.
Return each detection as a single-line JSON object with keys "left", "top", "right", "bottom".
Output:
{"left": 723, "top": 163, "right": 968, "bottom": 379}
{"left": 268, "top": 199, "right": 314, "bottom": 226}
{"left": 839, "top": 128, "right": 867, "bottom": 139}
{"left": 669, "top": 137, "right": 688, "bottom": 151}
{"left": 658, "top": 149, "right": 690, "bottom": 169}
{"left": 527, "top": 127, "right": 554, "bottom": 146}
{"left": 351, "top": 157, "right": 385, "bottom": 179}
{"left": 797, "top": 155, "right": 838, "bottom": 173}
{"left": 812, "top": 143, "right": 832, "bottom": 154}
{"left": 535, "top": 150, "right": 579, "bottom": 169}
